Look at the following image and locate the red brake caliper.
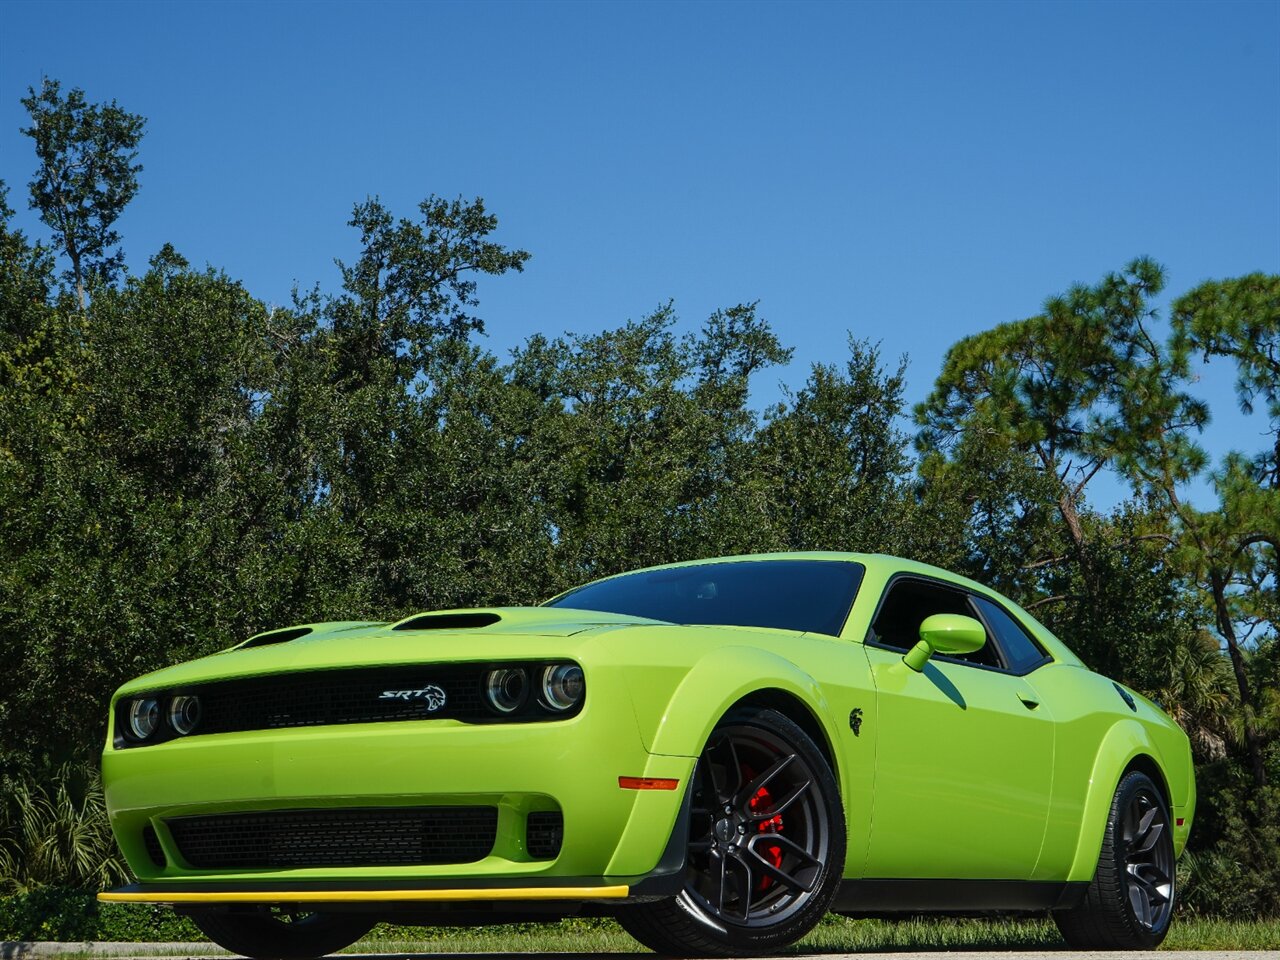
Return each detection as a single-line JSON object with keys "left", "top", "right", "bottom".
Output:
{"left": 748, "top": 784, "right": 784, "bottom": 892}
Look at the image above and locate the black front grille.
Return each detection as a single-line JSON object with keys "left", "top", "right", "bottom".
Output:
{"left": 526, "top": 810, "right": 563, "bottom": 860}
{"left": 193, "top": 664, "right": 490, "bottom": 734}
{"left": 167, "top": 806, "right": 498, "bottom": 869}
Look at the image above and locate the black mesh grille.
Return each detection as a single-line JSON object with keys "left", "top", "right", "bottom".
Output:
{"left": 191, "top": 665, "right": 489, "bottom": 734}
{"left": 142, "top": 824, "right": 166, "bottom": 867}
{"left": 526, "top": 810, "right": 563, "bottom": 860}
{"left": 167, "top": 806, "right": 498, "bottom": 869}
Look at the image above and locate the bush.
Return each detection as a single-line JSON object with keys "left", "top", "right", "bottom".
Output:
{"left": 0, "top": 888, "right": 202, "bottom": 941}
{"left": 0, "top": 763, "right": 129, "bottom": 895}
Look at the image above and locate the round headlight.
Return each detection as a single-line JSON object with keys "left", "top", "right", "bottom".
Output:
{"left": 485, "top": 668, "right": 528, "bottom": 714}
{"left": 128, "top": 698, "right": 161, "bottom": 740}
{"left": 169, "top": 695, "right": 202, "bottom": 735}
{"left": 541, "top": 664, "right": 584, "bottom": 711}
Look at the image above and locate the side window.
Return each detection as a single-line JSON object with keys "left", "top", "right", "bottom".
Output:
{"left": 972, "top": 596, "right": 1049, "bottom": 673}
{"left": 868, "top": 578, "right": 1003, "bottom": 670}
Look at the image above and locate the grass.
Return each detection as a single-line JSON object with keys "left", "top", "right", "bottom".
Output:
{"left": 343, "top": 914, "right": 1280, "bottom": 954}
{"left": 38, "top": 915, "right": 1280, "bottom": 956}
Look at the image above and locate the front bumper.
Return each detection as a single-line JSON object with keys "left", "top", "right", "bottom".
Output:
{"left": 103, "top": 689, "right": 694, "bottom": 888}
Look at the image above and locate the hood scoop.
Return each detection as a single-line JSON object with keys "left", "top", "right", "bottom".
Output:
{"left": 393, "top": 612, "right": 503, "bottom": 631}
{"left": 385, "top": 606, "right": 663, "bottom": 637}
{"left": 240, "top": 626, "right": 313, "bottom": 649}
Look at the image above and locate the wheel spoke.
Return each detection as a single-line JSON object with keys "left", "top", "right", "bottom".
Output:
{"left": 1130, "top": 820, "right": 1164, "bottom": 857}
{"left": 734, "top": 752, "right": 795, "bottom": 808}
{"left": 746, "top": 832, "right": 821, "bottom": 893}
{"left": 710, "top": 849, "right": 728, "bottom": 914}
{"left": 745, "top": 777, "right": 812, "bottom": 820}
{"left": 696, "top": 756, "right": 719, "bottom": 802}
{"left": 1128, "top": 881, "right": 1152, "bottom": 927}
{"left": 1129, "top": 864, "right": 1171, "bottom": 903}
{"left": 724, "top": 848, "right": 753, "bottom": 919}
{"left": 1122, "top": 799, "right": 1140, "bottom": 844}
{"left": 706, "top": 736, "right": 743, "bottom": 803}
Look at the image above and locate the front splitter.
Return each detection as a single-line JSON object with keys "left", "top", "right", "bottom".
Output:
{"left": 99, "top": 883, "right": 630, "bottom": 905}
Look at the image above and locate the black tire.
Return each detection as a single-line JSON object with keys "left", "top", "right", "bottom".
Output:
{"left": 189, "top": 907, "right": 374, "bottom": 960}
{"left": 1054, "top": 770, "right": 1177, "bottom": 950}
{"left": 617, "top": 706, "right": 846, "bottom": 957}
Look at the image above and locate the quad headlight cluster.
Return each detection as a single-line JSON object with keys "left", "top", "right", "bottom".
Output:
{"left": 122, "top": 694, "right": 201, "bottom": 743}
{"left": 484, "top": 663, "right": 584, "bottom": 716}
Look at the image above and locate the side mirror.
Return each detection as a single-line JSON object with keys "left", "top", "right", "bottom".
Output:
{"left": 902, "top": 614, "right": 987, "bottom": 672}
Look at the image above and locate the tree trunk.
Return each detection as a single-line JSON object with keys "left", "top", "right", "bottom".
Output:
{"left": 1057, "top": 488, "right": 1100, "bottom": 602}
{"left": 1210, "top": 571, "right": 1268, "bottom": 788}
{"left": 68, "top": 246, "right": 84, "bottom": 312}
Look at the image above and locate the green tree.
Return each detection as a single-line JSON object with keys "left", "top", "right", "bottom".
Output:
{"left": 20, "top": 80, "right": 145, "bottom": 309}
{"left": 1142, "top": 273, "right": 1280, "bottom": 788}
{"left": 756, "top": 339, "right": 914, "bottom": 554}
{"left": 0, "top": 246, "right": 315, "bottom": 772}
{"left": 309, "top": 196, "right": 531, "bottom": 604}
{"left": 917, "top": 258, "right": 1208, "bottom": 605}
{"left": 508, "top": 303, "right": 790, "bottom": 581}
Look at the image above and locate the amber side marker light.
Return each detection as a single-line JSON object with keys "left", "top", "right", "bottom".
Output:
{"left": 619, "top": 776, "right": 680, "bottom": 790}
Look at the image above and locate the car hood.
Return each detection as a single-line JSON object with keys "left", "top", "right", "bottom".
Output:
{"left": 113, "top": 607, "right": 664, "bottom": 697}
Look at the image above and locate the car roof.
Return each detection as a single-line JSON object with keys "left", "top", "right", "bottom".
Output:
{"left": 597, "top": 551, "right": 980, "bottom": 589}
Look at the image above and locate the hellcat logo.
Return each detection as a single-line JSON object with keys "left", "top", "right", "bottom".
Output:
{"left": 379, "top": 684, "right": 447, "bottom": 710}
{"left": 849, "top": 707, "right": 864, "bottom": 736}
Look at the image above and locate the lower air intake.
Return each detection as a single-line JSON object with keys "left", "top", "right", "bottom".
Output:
{"left": 167, "top": 806, "right": 498, "bottom": 869}
{"left": 142, "top": 824, "right": 166, "bottom": 867}
{"left": 526, "top": 810, "right": 563, "bottom": 860}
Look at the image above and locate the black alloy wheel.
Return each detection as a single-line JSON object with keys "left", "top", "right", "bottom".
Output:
{"left": 1055, "top": 769, "right": 1177, "bottom": 949}
{"left": 190, "top": 906, "right": 374, "bottom": 959}
{"left": 618, "top": 706, "right": 846, "bottom": 957}
{"left": 1121, "top": 784, "right": 1176, "bottom": 931}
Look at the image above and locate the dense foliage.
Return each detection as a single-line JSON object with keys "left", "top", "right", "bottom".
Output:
{"left": 1, "top": 84, "right": 1276, "bottom": 919}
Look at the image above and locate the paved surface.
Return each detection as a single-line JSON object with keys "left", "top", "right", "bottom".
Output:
{"left": 4, "top": 947, "right": 1279, "bottom": 960}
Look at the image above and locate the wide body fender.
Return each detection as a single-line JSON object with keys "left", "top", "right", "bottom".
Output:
{"left": 1060, "top": 718, "right": 1184, "bottom": 882}
{"left": 624, "top": 634, "right": 874, "bottom": 876}
{"left": 640, "top": 645, "right": 834, "bottom": 758}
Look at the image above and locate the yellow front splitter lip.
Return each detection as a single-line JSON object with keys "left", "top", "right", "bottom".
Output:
{"left": 98, "top": 885, "right": 630, "bottom": 905}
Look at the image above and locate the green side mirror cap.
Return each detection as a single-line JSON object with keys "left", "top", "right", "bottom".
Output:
{"left": 903, "top": 613, "right": 987, "bottom": 672}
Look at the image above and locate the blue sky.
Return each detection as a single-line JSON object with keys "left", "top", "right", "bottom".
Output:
{"left": 2, "top": 0, "right": 1277, "bottom": 506}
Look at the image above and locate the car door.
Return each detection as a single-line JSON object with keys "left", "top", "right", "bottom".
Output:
{"left": 860, "top": 575, "right": 1055, "bottom": 880}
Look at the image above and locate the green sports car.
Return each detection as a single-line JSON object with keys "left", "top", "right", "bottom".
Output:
{"left": 100, "top": 553, "right": 1193, "bottom": 957}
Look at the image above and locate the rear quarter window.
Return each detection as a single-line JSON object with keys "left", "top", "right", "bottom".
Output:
{"left": 972, "top": 595, "right": 1049, "bottom": 673}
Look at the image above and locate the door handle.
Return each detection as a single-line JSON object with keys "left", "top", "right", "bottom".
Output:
{"left": 1017, "top": 692, "right": 1040, "bottom": 710}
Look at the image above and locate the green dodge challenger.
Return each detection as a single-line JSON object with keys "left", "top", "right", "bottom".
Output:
{"left": 100, "top": 553, "right": 1193, "bottom": 957}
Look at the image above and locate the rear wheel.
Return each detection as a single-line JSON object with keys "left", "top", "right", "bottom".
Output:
{"left": 618, "top": 706, "right": 845, "bottom": 957}
{"left": 190, "top": 907, "right": 374, "bottom": 959}
{"left": 1054, "top": 770, "right": 1176, "bottom": 949}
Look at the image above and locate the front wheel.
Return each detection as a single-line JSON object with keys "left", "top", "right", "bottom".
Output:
{"left": 1054, "top": 770, "right": 1177, "bottom": 949}
{"left": 189, "top": 907, "right": 374, "bottom": 959}
{"left": 618, "top": 706, "right": 846, "bottom": 957}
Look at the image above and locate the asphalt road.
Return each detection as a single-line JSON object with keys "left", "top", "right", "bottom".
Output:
{"left": 337, "top": 953, "right": 1276, "bottom": 960}
{"left": 4, "top": 948, "right": 1279, "bottom": 960}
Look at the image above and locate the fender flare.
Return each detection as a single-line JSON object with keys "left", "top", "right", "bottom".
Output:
{"left": 644, "top": 644, "right": 839, "bottom": 769}
{"left": 1066, "top": 718, "right": 1170, "bottom": 881}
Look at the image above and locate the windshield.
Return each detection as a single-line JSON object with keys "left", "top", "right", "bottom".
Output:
{"left": 546, "top": 559, "right": 865, "bottom": 636}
